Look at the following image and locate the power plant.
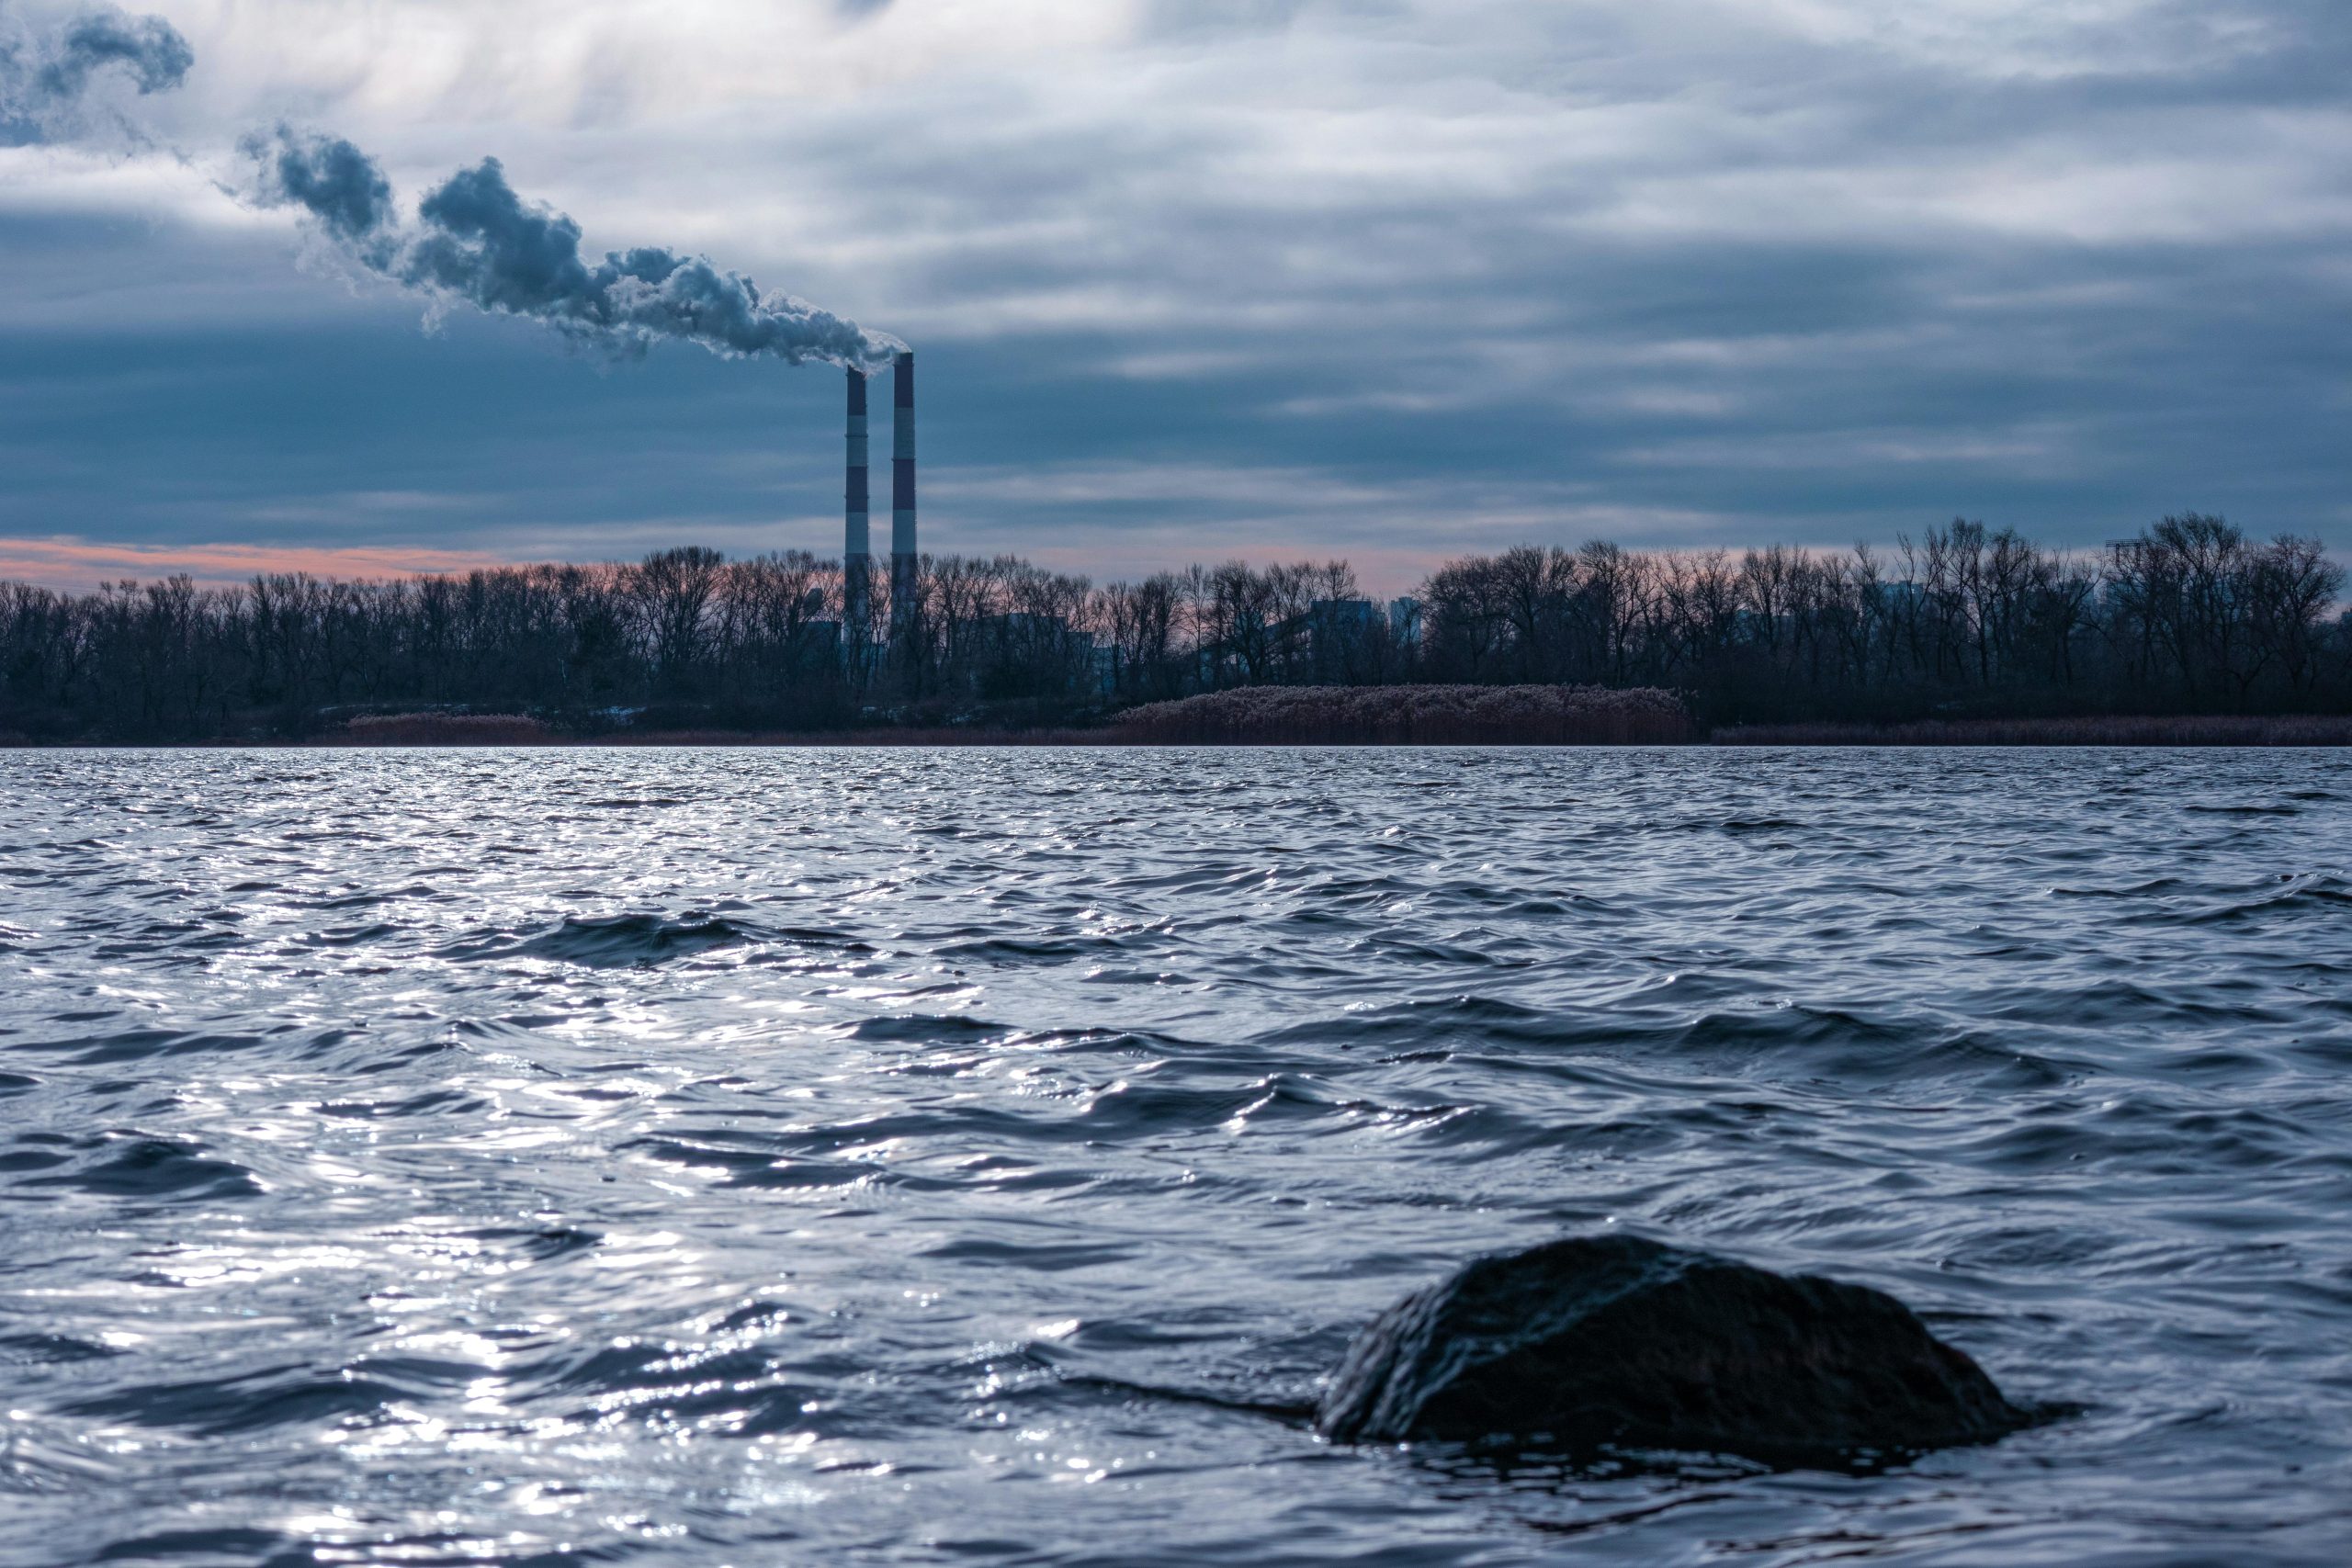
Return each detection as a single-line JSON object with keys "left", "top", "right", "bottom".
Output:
{"left": 828, "top": 353, "right": 1424, "bottom": 687}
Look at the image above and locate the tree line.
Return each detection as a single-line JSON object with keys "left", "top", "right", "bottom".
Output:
{"left": 0, "top": 513, "right": 2343, "bottom": 740}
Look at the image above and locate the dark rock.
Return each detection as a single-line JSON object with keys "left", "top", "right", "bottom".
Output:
{"left": 1317, "top": 1235, "right": 2026, "bottom": 1463}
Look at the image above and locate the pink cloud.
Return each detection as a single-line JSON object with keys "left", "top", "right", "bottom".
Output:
{"left": 0, "top": 536, "right": 516, "bottom": 592}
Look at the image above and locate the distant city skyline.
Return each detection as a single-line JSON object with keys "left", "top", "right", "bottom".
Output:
{"left": 4, "top": 0, "right": 2348, "bottom": 594}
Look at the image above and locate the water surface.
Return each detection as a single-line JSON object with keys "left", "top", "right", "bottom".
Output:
{"left": 2, "top": 748, "right": 2348, "bottom": 1564}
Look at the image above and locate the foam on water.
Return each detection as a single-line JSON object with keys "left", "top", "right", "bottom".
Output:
{"left": 1, "top": 747, "right": 2348, "bottom": 1564}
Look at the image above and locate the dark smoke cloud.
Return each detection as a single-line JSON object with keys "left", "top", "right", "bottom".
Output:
{"left": 40, "top": 5, "right": 190, "bottom": 96}
{"left": 247, "top": 127, "right": 903, "bottom": 373}
{"left": 0, "top": 3, "right": 191, "bottom": 141}
{"left": 244, "top": 125, "right": 395, "bottom": 255}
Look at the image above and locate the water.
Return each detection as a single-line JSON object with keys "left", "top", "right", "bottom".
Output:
{"left": 2, "top": 747, "right": 2348, "bottom": 1566}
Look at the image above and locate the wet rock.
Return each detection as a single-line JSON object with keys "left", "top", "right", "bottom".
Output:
{"left": 1318, "top": 1235, "right": 2026, "bottom": 1463}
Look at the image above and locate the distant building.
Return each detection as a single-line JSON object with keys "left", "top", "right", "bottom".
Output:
{"left": 1312, "top": 598, "right": 1382, "bottom": 632}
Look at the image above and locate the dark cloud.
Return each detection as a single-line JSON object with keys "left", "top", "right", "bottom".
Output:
{"left": 245, "top": 128, "right": 902, "bottom": 372}
{"left": 6, "top": 204, "right": 2344, "bottom": 586}
{"left": 0, "top": 3, "right": 190, "bottom": 141}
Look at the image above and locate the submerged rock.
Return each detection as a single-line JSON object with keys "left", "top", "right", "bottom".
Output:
{"left": 1317, "top": 1235, "right": 2025, "bottom": 1463}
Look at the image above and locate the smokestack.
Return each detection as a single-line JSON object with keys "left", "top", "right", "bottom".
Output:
{"left": 890, "top": 350, "right": 917, "bottom": 635}
{"left": 844, "top": 366, "right": 871, "bottom": 632}
{"left": 245, "top": 130, "right": 902, "bottom": 371}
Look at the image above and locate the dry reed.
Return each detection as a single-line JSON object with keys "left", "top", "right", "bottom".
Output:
{"left": 1114, "top": 684, "right": 1696, "bottom": 745}
{"left": 601, "top": 727, "right": 1110, "bottom": 748}
{"left": 317, "top": 713, "right": 560, "bottom": 746}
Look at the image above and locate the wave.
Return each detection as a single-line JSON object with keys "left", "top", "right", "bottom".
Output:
{"left": 8, "top": 1134, "right": 263, "bottom": 1203}
{"left": 449, "top": 911, "right": 765, "bottom": 967}
{"left": 63, "top": 1366, "right": 405, "bottom": 1437}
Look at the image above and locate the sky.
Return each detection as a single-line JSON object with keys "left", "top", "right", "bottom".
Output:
{"left": 1, "top": 0, "right": 2347, "bottom": 593}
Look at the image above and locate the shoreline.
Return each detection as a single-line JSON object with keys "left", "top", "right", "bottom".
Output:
{"left": 6, "top": 716, "right": 2352, "bottom": 750}
{"left": 1711, "top": 714, "right": 2352, "bottom": 747}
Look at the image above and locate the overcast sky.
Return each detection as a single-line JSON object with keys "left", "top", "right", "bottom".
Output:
{"left": 2, "top": 0, "right": 2347, "bottom": 592}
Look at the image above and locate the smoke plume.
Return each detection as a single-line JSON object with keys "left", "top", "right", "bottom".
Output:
{"left": 0, "top": 2, "right": 192, "bottom": 141}
{"left": 247, "top": 126, "right": 903, "bottom": 373}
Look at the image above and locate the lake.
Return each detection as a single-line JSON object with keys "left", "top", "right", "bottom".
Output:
{"left": 2, "top": 747, "right": 2347, "bottom": 1564}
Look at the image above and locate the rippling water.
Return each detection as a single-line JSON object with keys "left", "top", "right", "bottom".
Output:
{"left": 3, "top": 747, "right": 2349, "bottom": 1566}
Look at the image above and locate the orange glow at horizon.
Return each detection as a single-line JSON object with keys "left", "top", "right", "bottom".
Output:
{"left": 0, "top": 536, "right": 520, "bottom": 592}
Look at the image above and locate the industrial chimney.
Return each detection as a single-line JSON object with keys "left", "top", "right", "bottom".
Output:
{"left": 890, "top": 350, "right": 916, "bottom": 636}
{"left": 842, "top": 368, "right": 870, "bottom": 639}
{"left": 843, "top": 366, "right": 870, "bottom": 635}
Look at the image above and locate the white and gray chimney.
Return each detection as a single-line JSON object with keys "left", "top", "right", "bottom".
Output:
{"left": 890, "top": 350, "right": 916, "bottom": 635}
{"left": 843, "top": 366, "right": 871, "bottom": 632}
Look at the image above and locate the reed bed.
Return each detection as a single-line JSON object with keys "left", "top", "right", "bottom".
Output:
{"left": 317, "top": 713, "right": 560, "bottom": 746}
{"left": 1115, "top": 684, "right": 1696, "bottom": 745}
{"left": 1713, "top": 715, "right": 2352, "bottom": 747}
{"left": 601, "top": 728, "right": 1110, "bottom": 748}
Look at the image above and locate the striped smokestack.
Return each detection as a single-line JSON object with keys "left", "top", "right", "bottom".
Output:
{"left": 843, "top": 366, "right": 871, "bottom": 632}
{"left": 890, "top": 350, "right": 916, "bottom": 635}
